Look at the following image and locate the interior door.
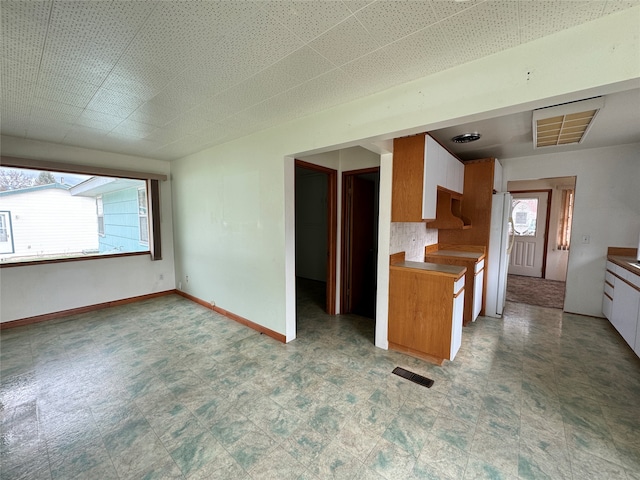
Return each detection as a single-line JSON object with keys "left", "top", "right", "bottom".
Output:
{"left": 508, "top": 191, "right": 549, "bottom": 277}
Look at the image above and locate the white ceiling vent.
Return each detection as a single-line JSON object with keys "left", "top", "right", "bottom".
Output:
{"left": 532, "top": 97, "right": 604, "bottom": 148}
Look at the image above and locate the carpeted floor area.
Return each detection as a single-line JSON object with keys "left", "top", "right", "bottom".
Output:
{"left": 506, "top": 274, "right": 566, "bottom": 310}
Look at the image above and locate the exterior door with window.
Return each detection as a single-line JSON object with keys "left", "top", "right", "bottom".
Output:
{"left": 509, "top": 191, "right": 549, "bottom": 277}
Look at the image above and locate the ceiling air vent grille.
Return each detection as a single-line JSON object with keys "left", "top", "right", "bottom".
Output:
{"left": 533, "top": 97, "right": 604, "bottom": 148}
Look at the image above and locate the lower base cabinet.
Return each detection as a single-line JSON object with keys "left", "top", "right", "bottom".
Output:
{"left": 388, "top": 260, "right": 466, "bottom": 364}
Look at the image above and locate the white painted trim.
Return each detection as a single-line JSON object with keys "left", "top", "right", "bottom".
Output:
{"left": 375, "top": 152, "right": 393, "bottom": 350}
{"left": 284, "top": 156, "right": 297, "bottom": 342}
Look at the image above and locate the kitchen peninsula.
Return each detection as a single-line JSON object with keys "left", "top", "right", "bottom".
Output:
{"left": 388, "top": 252, "right": 466, "bottom": 365}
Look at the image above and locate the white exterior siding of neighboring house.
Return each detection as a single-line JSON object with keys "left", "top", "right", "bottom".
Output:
{"left": 0, "top": 186, "right": 98, "bottom": 262}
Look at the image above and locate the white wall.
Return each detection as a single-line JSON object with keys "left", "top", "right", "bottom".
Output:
{"left": 170, "top": 10, "right": 639, "bottom": 342}
{"left": 502, "top": 144, "right": 640, "bottom": 317}
{"left": 0, "top": 137, "right": 175, "bottom": 323}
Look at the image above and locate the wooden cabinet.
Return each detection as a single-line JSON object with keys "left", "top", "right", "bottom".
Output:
{"left": 388, "top": 255, "right": 466, "bottom": 364}
{"left": 424, "top": 244, "right": 485, "bottom": 325}
{"left": 392, "top": 133, "right": 464, "bottom": 222}
{"left": 439, "top": 158, "right": 499, "bottom": 315}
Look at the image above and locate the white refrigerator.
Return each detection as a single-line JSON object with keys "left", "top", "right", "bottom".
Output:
{"left": 485, "top": 192, "right": 514, "bottom": 318}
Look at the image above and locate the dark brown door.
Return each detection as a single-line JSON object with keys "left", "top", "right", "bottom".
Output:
{"left": 344, "top": 173, "right": 377, "bottom": 318}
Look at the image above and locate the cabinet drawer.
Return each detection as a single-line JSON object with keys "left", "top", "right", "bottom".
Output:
{"left": 475, "top": 259, "right": 485, "bottom": 274}
{"left": 454, "top": 276, "right": 465, "bottom": 294}
{"left": 602, "top": 294, "right": 613, "bottom": 320}
{"left": 605, "top": 271, "right": 615, "bottom": 286}
{"left": 604, "top": 282, "right": 614, "bottom": 298}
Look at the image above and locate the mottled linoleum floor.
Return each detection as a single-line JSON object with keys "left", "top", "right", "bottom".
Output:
{"left": 1, "top": 286, "right": 640, "bottom": 479}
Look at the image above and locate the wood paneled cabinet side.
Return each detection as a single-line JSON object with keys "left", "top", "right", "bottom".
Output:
{"left": 388, "top": 265, "right": 465, "bottom": 363}
{"left": 439, "top": 158, "right": 496, "bottom": 315}
{"left": 391, "top": 134, "right": 427, "bottom": 222}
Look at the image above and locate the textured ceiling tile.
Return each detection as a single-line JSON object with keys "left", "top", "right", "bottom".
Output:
{"left": 262, "top": 1, "right": 353, "bottom": 42}
{"left": 110, "top": 119, "right": 157, "bottom": 139}
{"left": 1, "top": 57, "right": 40, "bottom": 85}
{"left": 146, "top": 76, "right": 220, "bottom": 112}
{"left": 1, "top": 0, "right": 51, "bottom": 42}
{"left": 1, "top": 33, "right": 44, "bottom": 66}
{"left": 26, "top": 123, "right": 71, "bottom": 143}
{"left": 128, "top": 102, "right": 181, "bottom": 128}
{"left": 382, "top": 23, "right": 456, "bottom": 78}
{"left": 603, "top": 0, "right": 640, "bottom": 14}
{"left": 354, "top": 0, "right": 439, "bottom": 45}
{"left": 1, "top": 81, "right": 37, "bottom": 108}
{"left": 272, "top": 46, "right": 336, "bottom": 83}
{"left": 342, "top": 0, "right": 376, "bottom": 15}
{"left": 63, "top": 128, "right": 110, "bottom": 149}
{"left": 29, "top": 99, "right": 84, "bottom": 118}
{"left": 518, "top": 1, "right": 606, "bottom": 43}
{"left": 161, "top": 114, "right": 217, "bottom": 137}
{"left": 34, "top": 83, "right": 96, "bottom": 109}
{"left": 144, "top": 126, "right": 190, "bottom": 144}
{"left": 203, "top": 66, "right": 301, "bottom": 119}
{"left": 30, "top": 106, "right": 80, "bottom": 125}
{"left": 429, "top": 0, "right": 486, "bottom": 20}
{"left": 308, "top": 15, "right": 380, "bottom": 66}
{"left": 439, "top": 1, "right": 520, "bottom": 61}
{"left": 75, "top": 110, "right": 123, "bottom": 131}
{"left": 340, "top": 48, "right": 413, "bottom": 98}
{"left": 37, "top": 71, "right": 101, "bottom": 93}
{"left": 109, "top": 57, "right": 176, "bottom": 95}
{"left": 85, "top": 89, "right": 145, "bottom": 119}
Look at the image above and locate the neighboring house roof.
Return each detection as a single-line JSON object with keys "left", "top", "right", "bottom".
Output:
{"left": 0, "top": 182, "right": 70, "bottom": 197}
{"left": 70, "top": 177, "right": 144, "bottom": 197}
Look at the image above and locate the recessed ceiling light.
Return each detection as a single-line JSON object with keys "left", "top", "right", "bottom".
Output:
{"left": 533, "top": 97, "right": 604, "bottom": 148}
{"left": 451, "top": 132, "right": 481, "bottom": 143}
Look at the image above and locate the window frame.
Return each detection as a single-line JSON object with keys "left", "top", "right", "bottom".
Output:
{"left": 0, "top": 156, "right": 165, "bottom": 267}
{"left": 96, "top": 196, "right": 105, "bottom": 237}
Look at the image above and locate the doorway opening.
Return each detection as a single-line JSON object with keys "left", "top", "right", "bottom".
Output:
{"left": 341, "top": 168, "right": 380, "bottom": 319}
{"left": 294, "top": 160, "right": 337, "bottom": 316}
{"left": 506, "top": 176, "right": 576, "bottom": 310}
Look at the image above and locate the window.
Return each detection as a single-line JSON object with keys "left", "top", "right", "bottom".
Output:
{"left": 512, "top": 198, "right": 538, "bottom": 236}
{"left": 0, "top": 163, "right": 162, "bottom": 265}
{"left": 96, "top": 196, "right": 104, "bottom": 236}
{"left": 558, "top": 189, "right": 574, "bottom": 250}
{"left": 138, "top": 187, "right": 149, "bottom": 244}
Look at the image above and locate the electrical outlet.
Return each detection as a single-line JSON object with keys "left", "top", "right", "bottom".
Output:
{"left": 186, "top": 275, "right": 189, "bottom": 283}
{"left": 159, "top": 273, "right": 164, "bottom": 280}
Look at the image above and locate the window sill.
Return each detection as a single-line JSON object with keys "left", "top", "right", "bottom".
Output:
{"left": 0, "top": 251, "right": 151, "bottom": 268}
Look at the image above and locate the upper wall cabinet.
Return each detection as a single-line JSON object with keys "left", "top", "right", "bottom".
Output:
{"left": 392, "top": 133, "right": 464, "bottom": 222}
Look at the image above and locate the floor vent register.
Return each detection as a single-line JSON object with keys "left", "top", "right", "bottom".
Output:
{"left": 392, "top": 367, "right": 434, "bottom": 388}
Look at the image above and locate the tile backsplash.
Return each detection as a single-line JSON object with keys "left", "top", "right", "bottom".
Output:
{"left": 390, "top": 223, "right": 438, "bottom": 261}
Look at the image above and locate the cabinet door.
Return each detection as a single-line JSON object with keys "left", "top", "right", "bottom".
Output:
{"left": 446, "top": 153, "right": 464, "bottom": 194}
{"left": 611, "top": 279, "right": 640, "bottom": 348}
{"left": 473, "top": 268, "right": 484, "bottom": 321}
{"left": 450, "top": 289, "right": 464, "bottom": 360}
{"left": 423, "top": 136, "right": 441, "bottom": 219}
{"left": 634, "top": 302, "right": 640, "bottom": 357}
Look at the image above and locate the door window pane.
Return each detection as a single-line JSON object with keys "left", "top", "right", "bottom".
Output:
{"left": 512, "top": 198, "right": 538, "bottom": 236}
